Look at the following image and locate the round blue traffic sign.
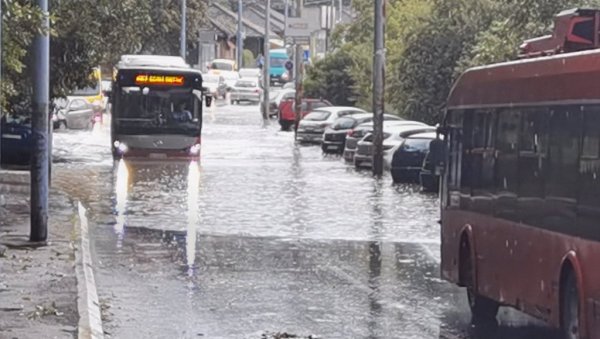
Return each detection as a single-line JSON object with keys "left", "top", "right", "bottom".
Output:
{"left": 285, "top": 60, "right": 293, "bottom": 71}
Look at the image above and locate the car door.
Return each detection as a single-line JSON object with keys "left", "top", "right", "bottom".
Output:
{"left": 66, "top": 99, "right": 92, "bottom": 129}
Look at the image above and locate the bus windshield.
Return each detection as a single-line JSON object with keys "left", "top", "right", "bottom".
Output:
{"left": 115, "top": 87, "right": 200, "bottom": 134}
{"left": 211, "top": 61, "right": 234, "bottom": 71}
{"left": 270, "top": 58, "right": 287, "bottom": 67}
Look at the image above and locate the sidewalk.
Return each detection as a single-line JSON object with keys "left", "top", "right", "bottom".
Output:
{"left": 0, "top": 170, "right": 79, "bottom": 339}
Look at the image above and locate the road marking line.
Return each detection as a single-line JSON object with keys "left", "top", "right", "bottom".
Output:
{"left": 75, "top": 202, "right": 105, "bottom": 339}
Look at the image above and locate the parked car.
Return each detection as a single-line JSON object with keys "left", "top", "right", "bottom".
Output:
{"left": 354, "top": 125, "right": 436, "bottom": 169}
{"left": 1, "top": 114, "right": 33, "bottom": 166}
{"left": 203, "top": 74, "right": 228, "bottom": 99}
{"left": 230, "top": 78, "right": 262, "bottom": 104}
{"left": 238, "top": 68, "right": 261, "bottom": 79}
{"left": 296, "top": 107, "right": 366, "bottom": 144}
{"left": 208, "top": 69, "right": 240, "bottom": 90}
{"left": 390, "top": 132, "right": 437, "bottom": 183}
{"left": 420, "top": 137, "right": 445, "bottom": 192}
{"left": 52, "top": 96, "right": 95, "bottom": 130}
{"left": 322, "top": 113, "right": 402, "bottom": 154}
{"left": 343, "top": 120, "right": 428, "bottom": 163}
{"left": 278, "top": 98, "right": 332, "bottom": 131}
{"left": 268, "top": 89, "right": 295, "bottom": 117}
{"left": 282, "top": 82, "right": 295, "bottom": 89}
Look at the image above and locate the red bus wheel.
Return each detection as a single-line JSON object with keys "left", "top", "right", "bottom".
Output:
{"left": 561, "top": 271, "right": 581, "bottom": 339}
{"left": 460, "top": 238, "right": 499, "bottom": 323}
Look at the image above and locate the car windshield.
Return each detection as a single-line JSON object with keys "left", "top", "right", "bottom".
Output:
{"left": 304, "top": 111, "right": 331, "bottom": 121}
{"left": 271, "top": 57, "right": 287, "bottom": 67}
{"left": 402, "top": 138, "right": 432, "bottom": 151}
{"left": 332, "top": 117, "right": 356, "bottom": 130}
{"left": 235, "top": 80, "right": 257, "bottom": 88}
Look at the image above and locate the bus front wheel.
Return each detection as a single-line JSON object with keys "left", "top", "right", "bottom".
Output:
{"left": 561, "top": 270, "right": 581, "bottom": 339}
{"left": 460, "top": 238, "right": 499, "bottom": 323}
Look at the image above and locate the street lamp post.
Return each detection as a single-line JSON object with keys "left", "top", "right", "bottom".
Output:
{"left": 31, "top": 0, "right": 50, "bottom": 242}
{"left": 237, "top": 0, "right": 243, "bottom": 68}
{"left": 180, "top": 0, "right": 187, "bottom": 60}
{"left": 372, "top": 0, "right": 385, "bottom": 176}
{"left": 262, "top": 0, "right": 271, "bottom": 125}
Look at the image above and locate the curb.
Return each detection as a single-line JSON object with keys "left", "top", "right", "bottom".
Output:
{"left": 0, "top": 169, "right": 30, "bottom": 195}
{"left": 74, "top": 202, "right": 104, "bottom": 339}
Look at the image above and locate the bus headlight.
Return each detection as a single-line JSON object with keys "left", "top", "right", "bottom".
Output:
{"left": 114, "top": 141, "right": 128, "bottom": 154}
{"left": 189, "top": 144, "right": 201, "bottom": 155}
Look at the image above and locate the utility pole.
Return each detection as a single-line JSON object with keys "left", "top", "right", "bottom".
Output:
{"left": 293, "top": 44, "right": 304, "bottom": 138}
{"left": 284, "top": 0, "right": 289, "bottom": 32}
{"left": 372, "top": 0, "right": 385, "bottom": 176}
{"left": 180, "top": 0, "right": 187, "bottom": 60}
{"left": 236, "top": 0, "right": 243, "bottom": 68}
{"left": 0, "top": 2, "right": 3, "bottom": 168}
{"left": 31, "top": 0, "right": 50, "bottom": 242}
{"left": 262, "top": 0, "right": 271, "bottom": 125}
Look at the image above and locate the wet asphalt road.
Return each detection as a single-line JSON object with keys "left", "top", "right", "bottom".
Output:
{"left": 51, "top": 100, "right": 560, "bottom": 338}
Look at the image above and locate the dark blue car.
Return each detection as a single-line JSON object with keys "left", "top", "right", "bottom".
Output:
{"left": 1, "top": 115, "right": 33, "bottom": 166}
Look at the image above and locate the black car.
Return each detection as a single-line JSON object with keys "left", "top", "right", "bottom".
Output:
{"left": 1, "top": 115, "right": 33, "bottom": 167}
{"left": 322, "top": 113, "right": 402, "bottom": 154}
{"left": 390, "top": 132, "right": 436, "bottom": 183}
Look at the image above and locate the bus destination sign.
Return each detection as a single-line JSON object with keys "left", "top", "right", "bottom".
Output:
{"left": 135, "top": 74, "right": 184, "bottom": 86}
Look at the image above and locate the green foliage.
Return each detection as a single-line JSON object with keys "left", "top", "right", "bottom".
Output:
{"left": 1, "top": 0, "right": 207, "bottom": 115}
{"left": 242, "top": 49, "right": 255, "bottom": 68}
{"left": 304, "top": 49, "right": 356, "bottom": 106}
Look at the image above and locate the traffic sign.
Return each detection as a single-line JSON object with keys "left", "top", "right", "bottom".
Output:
{"left": 285, "top": 60, "right": 294, "bottom": 71}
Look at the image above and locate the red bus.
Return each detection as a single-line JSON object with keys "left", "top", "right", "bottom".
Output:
{"left": 439, "top": 48, "right": 600, "bottom": 338}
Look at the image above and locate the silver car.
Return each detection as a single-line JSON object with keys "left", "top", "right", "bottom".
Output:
{"left": 296, "top": 107, "right": 366, "bottom": 144}
{"left": 343, "top": 120, "right": 427, "bottom": 162}
{"left": 230, "top": 78, "right": 262, "bottom": 104}
{"left": 52, "top": 96, "right": 95, "bottom": 130}
{"left": 354, "top": 124, "right": 436, "bottom": 169}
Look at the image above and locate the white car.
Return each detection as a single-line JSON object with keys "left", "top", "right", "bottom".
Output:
{"left": 238, "top": 68, "right": 261, "bottom": 78}
{"left": 208, "top": 70, "right": 240, "bottom": 90}
{"left": 354, "top": 124, "right": 436, "bottom": 169}
{"left": 296, "top": 106, "right": 366, "bottom": 143}
{"left": 230, "top": 78, "right": 262, "bottom": 104}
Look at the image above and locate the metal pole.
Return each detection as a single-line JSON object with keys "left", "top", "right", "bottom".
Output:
{"left": 180, "top": 0, "right": 187, "bottom": 60}
{"left": 338, "top": 0, "right": 343, "bottom": 23}
{"left": 236, "top": 0, "right": 243, "bottom": 68}
{"left": 0, "top": 2, "right": 3, "bottom": 168}
{"left": 372, "top": 0, "right": 385, "bottom": 176}
{"left": 293, "top": 44, "right": 304, "bottom": 138}
{"left": 262, "top": 0, "right": 271, "bottom": 125}
{"left": 31, "top": 0, "right": 50, "bottom": 242}
{"left": 298, "top": 0, "right": 303, "bottom": 17}
{"left": 284, "top": 0, "right": 289, "bottom": 32}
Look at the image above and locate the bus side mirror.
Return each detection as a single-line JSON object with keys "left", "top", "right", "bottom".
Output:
{"left": 429, "top": 137, "right": 446, "bottom": 176}
{"left": 205, "top": 95, "right": 213, "bottom": 107}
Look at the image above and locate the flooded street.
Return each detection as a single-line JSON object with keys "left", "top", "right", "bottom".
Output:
{"left": 51, "top": 101, "right": 557, "bottom": 338}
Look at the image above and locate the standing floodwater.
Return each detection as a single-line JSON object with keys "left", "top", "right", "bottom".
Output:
{"left": 50, "top": 103, "right": 556, "bottom": 339}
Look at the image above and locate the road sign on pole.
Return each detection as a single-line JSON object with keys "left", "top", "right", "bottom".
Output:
{"left": 285, "top": 60, "right": 293, "bottom": 71}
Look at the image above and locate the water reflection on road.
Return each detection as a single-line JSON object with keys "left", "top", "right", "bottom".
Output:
{"left": 51, "top": 104, "right": 558, "bottom": 338}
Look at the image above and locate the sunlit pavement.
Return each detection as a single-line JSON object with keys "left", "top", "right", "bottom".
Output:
{"left": 51, "top": 100, "right": 559, "bottom": 339}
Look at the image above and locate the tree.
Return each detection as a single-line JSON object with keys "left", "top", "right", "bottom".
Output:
{"left": 1, "top": 0, "right": 208, "bottom": 115}
{"left": 304, "top": 48, "right": 357, "bottom": 106}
